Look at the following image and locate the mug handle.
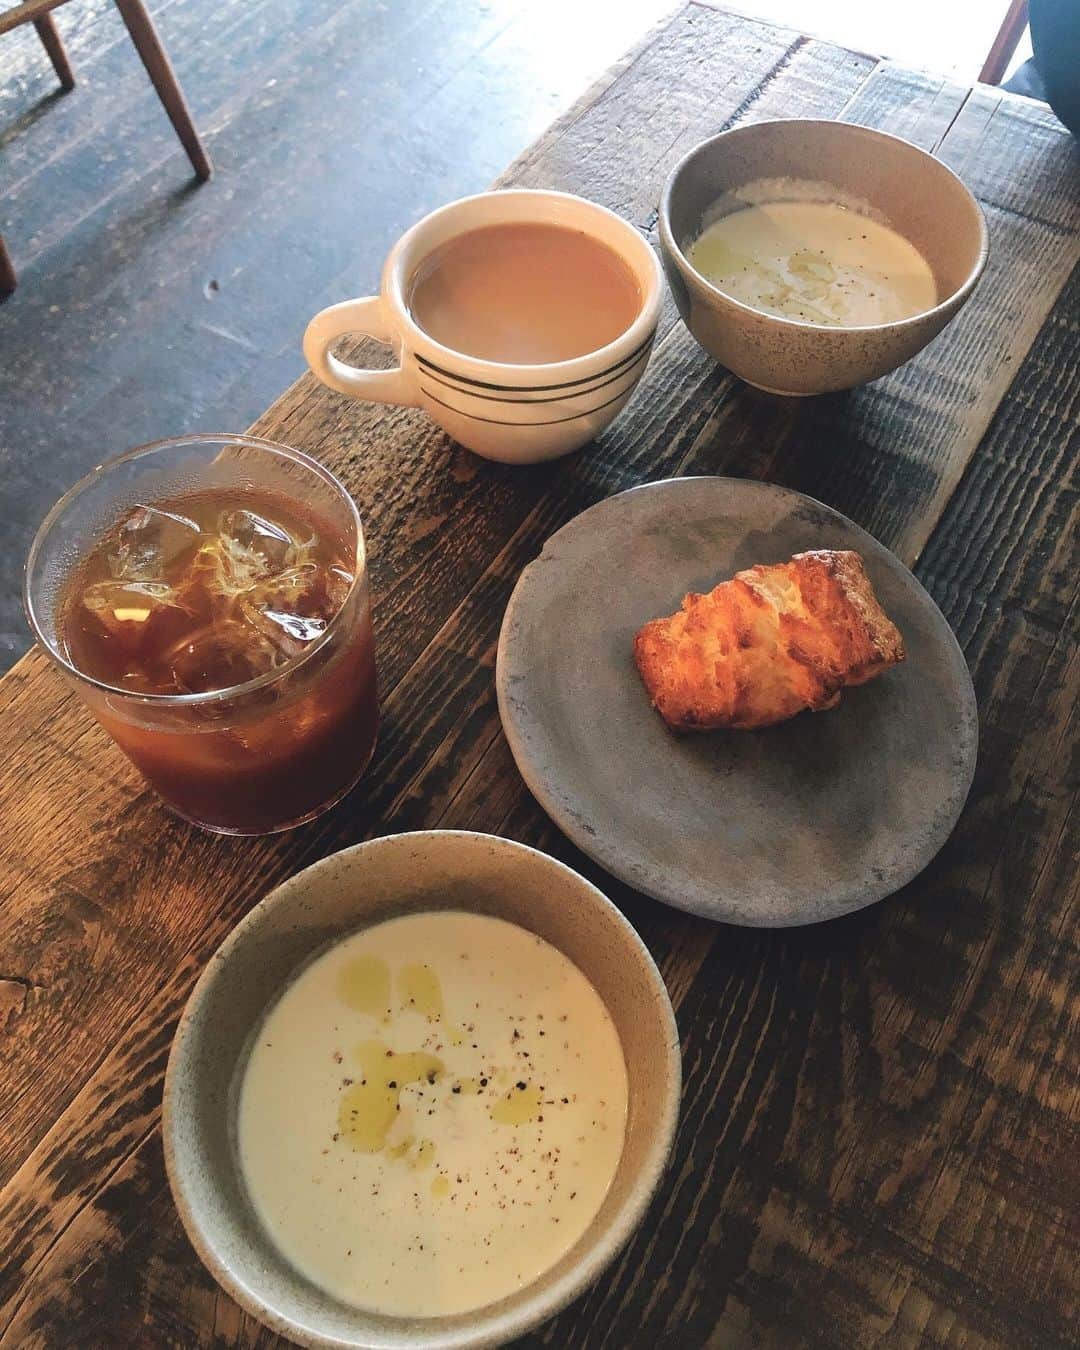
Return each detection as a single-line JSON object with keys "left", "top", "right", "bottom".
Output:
{"left": 303, "top": 296, "right": 419, "bottom": 406}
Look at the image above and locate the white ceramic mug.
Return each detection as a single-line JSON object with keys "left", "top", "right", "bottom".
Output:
{"left": 303, "top": 189, "right": 663, "bottom": 464}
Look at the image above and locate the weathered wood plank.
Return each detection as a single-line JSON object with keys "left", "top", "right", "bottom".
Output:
{"left": 936, "top": 85, "right": 1080, "bottom": 232}
{"left": 838, "top": 64, "right": 970, "bottom": 150}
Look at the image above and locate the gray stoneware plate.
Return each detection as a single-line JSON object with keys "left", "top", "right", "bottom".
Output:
{"left": 496, "top": 477, "right": 977, "bottom": 926}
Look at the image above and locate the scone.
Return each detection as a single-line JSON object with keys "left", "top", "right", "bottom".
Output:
{"left": 633, "top": 549, "right": 905, "bottom": 731}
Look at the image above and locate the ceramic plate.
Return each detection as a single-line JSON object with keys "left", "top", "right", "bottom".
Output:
{"left": 496, "top": 477, "right": 977, "bottom": 926}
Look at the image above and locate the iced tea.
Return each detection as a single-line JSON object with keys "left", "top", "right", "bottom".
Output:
{"left": 46, "top": 476, "right": 377, "bottom": 833}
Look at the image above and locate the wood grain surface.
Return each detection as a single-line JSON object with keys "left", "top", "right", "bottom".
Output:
{"left": 1, "top": 6, "right": 1077, "bottom": 1347}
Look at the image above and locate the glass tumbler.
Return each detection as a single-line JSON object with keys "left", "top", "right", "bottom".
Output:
{"left": 25, "top": 434, "right": 378, "bottom": 834}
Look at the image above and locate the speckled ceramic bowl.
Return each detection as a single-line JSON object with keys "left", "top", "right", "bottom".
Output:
{"left": 163, "top": 831, "right": 681, "bottom": 1350}
{"left": 660, "top": 119, "right": 988, "bottom": 395}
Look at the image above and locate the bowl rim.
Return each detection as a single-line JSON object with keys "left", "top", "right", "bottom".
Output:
{"left": 163, "top": 829, "right": 682, "bottom": 1350}
{"left": 659, "top": 117, "right": 990, "bottom": 335}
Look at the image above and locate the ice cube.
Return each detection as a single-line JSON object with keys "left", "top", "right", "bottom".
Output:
{"left": 239, "top": 558, "right": 347, "bottom": 657}
{"left": 166, "top": 620, "right": 287, "bottom": 694}
{"left": 240, "top": 595, "right": 321, "bottom": 665}
{"left": 199, "top": 511, "right": 312, "bottom": 600}
{"left": 253, "top": 561, "right": 320, "bottom": 608}
{"left": 220, "top": 509, "right": 297, "bottom": 572}
{"left": 82, "top": 576, "right": 197, "bottom": 682}
{"left": 107, "top": 506, "right": 201, "bottom": 582}
{"left": 257, "top": 609, "right": 328, "bottom": 644}
{"left": 83, "top": 578, "right": 183, "bottom": 628}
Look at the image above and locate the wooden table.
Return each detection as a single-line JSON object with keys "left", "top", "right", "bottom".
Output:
{"left": 2, "top": 6, "right": 1077, "bottom": 1345}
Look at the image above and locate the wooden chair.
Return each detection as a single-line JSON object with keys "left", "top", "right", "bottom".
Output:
{"left": 0, "top": 0, "right": 211, "bottom": 297}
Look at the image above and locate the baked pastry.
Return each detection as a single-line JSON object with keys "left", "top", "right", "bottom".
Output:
{"left": 634, "top": 549, "right": 904, "bottom": 731}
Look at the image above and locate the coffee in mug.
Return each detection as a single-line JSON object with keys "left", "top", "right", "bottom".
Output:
{"left": 406, "top": 222, "right": 642, "bottom": 364}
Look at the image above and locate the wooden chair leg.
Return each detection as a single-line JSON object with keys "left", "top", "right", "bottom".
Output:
{"left": 111, "top": 0, "right": 212, "bottom": 181}
{"left": 33, "top": 13, "right": 76, "bottom": 92}
{"left": 980, "top": 0, "right": 1030, "bottom": 85}
{"left": 0, "top": 233, "right": 16, "bottom": 299}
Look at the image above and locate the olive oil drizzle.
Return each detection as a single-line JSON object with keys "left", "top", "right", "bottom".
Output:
{"left": 335, "top": 961, "right": 546, "bottom": 1159}
{"left": 336, "top": 954, "right": 391, "bottom": 1018}
{"left": 338, "top": 1040, "right": 444, "bottom": 1152}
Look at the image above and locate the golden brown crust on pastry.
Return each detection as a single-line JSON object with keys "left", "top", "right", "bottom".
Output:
{"left": 634, "top": 549, "right": 905, "bottom": 731}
